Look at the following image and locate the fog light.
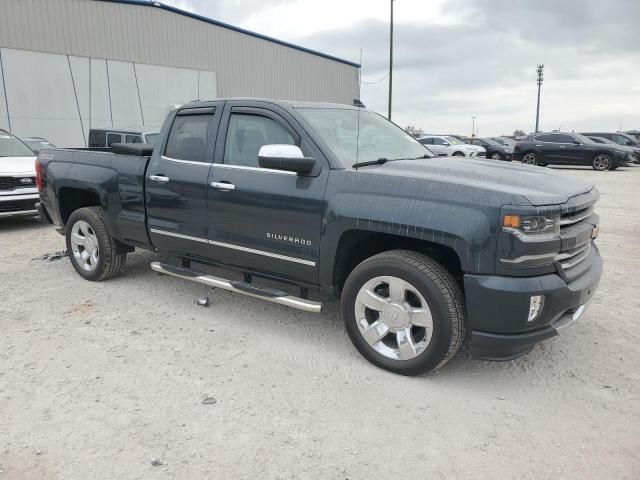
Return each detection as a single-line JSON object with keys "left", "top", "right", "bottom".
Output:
{"left": 528, "top": 295, "right": 545, "bottom": 322}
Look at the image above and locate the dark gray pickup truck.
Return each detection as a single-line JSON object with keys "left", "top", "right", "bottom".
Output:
{"left": 36, "top": 98, "right": 602, "bottom": 375}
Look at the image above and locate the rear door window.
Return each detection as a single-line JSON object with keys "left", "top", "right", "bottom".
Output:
{"left": 88, "top": 130, "right": 106, "bottom": 147}
{"left": 125, "top": 134, "right": 142, "bottom": 143}
{"left": 535, "top": 134, "right": 556, "bottom": 142}
{"left": 164, "top": 113, "right": 214, "bottom": 162}
{"left": 107, "top": 133, "right": 123, "bottom": 146}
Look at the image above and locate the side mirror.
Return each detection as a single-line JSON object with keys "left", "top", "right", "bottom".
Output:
{"left": 258, "top": 144, "right": 316, "bottom": 174}
{"left": 572, "top": 140, "right": 581, "bottom": 145}
{"left": 442, "top": 142, "right": 450, "bottom": 146}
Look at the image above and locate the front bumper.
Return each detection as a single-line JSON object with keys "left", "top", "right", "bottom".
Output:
{"left": 0, "top": 192, "right": 39, "bottom": 218}
{"left": 464, "top": 244, "right": 602, "bottom": 360}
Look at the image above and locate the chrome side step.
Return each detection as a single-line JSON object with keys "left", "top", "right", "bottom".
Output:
{"left": 150, "top": 261, "right": 322, "bottom": 313}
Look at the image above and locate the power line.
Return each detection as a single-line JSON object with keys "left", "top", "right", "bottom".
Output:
{"left": 361, "top": 73, "right": 389, "bottom": 85}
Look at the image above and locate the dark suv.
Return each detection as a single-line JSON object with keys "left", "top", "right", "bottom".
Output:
{"left": 514, "top": 132, "right": 634, "bottom": 171}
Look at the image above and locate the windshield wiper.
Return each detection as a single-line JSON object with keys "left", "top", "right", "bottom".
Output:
{"left": 352, "top": 157, "right": 390, "bottom": 169}
{"left": 352, "top": 154, "right": 434, "bottom": 169}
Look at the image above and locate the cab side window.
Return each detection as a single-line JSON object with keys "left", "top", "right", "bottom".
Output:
{"left": 107, "top": 133, "right": 122, "bottom": 146}
{"left": 224, "top": 113, "right": 295, "bottom": 167}
{"left": 165, "top": 113, "right": 213, "bottom": 162}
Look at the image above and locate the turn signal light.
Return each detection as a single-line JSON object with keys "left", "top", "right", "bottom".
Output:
{"left": 502, "top": 214, "right": 520, "bottom": 228}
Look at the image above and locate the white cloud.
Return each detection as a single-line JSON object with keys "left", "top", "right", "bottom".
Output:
{"left": 163, "top": 0, "right": 640, "bottom": 135}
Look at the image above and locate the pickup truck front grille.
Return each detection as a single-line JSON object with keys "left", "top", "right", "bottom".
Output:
{"left": 560, "top": 205, "right": 594, "bottom": 229}
{"left": 556, "top": 243, "right": 591, "bottom": 270}
{"left": 0, "top": 176, "right": 35, "bottom": 191}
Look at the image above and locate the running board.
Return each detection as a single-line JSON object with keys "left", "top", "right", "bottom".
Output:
{"left": 150, "top": 262, "right": 322, "bottom": 313}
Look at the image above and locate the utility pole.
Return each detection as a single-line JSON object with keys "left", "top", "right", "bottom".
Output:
{"left": 388, "top": 0, "right": 394, "bottom": 120}
{"left": 472, "top": 116, "right": 476, "bottom": 137}
{"left": 535, "top": 64, "right": 544, "bottom": 132}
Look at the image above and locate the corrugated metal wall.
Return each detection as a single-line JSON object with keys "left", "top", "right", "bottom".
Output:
{"left": 0, "top": 0, "right": 360, "bottom": 103}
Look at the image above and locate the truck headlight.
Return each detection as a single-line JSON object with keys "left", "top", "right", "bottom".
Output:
{"left": 502, "top": 214, "right": 560, "bottom": 235}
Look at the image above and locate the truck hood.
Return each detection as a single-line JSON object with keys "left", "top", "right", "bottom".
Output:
{"left": 374, "top": 157, "right": 594, "bottom": 206}
{"left": 0, "top": 156, "right": 37, "bottom": 175}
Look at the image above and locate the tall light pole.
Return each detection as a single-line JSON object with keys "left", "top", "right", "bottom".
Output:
{"left": 388, "top": 0, "right": 394, "bottom": 120}
{"left": 472, "top": 116, "right": 476, "bottom": 137}
{"left": 535, "top": 64, "right": 544, "bottom": 132}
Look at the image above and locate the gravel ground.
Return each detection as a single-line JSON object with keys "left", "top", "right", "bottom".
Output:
{"left": 1, "top": 165, "right": 639, "bottom": 479}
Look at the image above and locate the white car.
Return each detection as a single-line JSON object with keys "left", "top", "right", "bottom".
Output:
{"left": 418, "top": 135, "right": 486, "bottom": 157}
{"left": 0, "top": 129, "right": 39, "bottom": 218}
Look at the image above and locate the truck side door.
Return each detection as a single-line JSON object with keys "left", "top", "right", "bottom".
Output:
{"left": 146, "top": 104, "right": 223, "bottom": 257}
{"left": 206, "top": 102, "right": 329, "bottom": 284}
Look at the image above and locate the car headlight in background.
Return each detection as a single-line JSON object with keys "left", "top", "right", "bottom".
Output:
{"left": 502, "top": 213, "right": 560, "bottom": 236}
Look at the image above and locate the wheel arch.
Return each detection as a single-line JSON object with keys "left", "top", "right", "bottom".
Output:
{"left": 330, "top": 230, "right": 464, "bottom": 295}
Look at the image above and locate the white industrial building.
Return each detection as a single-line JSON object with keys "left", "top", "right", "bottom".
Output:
{"left": 0, "top": 0, "right": 360, "bottom": 147}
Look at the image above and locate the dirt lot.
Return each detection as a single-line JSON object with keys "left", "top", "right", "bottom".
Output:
{"left": 1, "top": 165, "right": 639, "bottom": 479}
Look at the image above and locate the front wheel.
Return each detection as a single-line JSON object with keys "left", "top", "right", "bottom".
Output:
{"left": 592, "top": 154, "right": 612, "bottom": 171}
{"left": 341, "top": 250, "right": 466, "bottom": 376}
{"left": 66, "top": 207, "right": 127, "bottom": 281}
{"left": 490, "top": 152, "right": 503, "bottom": 160}
{"left": 452, "top": 151, "right": 465, "bottom": 157}
{"left": 522, "top": 152, "right": 538, "bottom": 165}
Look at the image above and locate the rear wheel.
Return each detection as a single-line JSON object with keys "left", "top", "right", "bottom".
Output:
{"left": 522, "top": 152, "right": 538, "bottom": 165}
{"left": 66, "top": 207, "right": 127, "bottom": 281}
{"left": 592, "top": 154, "right": 612, "bottom": 171}
{"left": 341, "top": 250, "right": 465, "bottom": 376}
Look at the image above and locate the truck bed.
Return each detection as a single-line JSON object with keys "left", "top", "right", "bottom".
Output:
{"left": 38, "top": 146, "right": 152, "bottom": 248}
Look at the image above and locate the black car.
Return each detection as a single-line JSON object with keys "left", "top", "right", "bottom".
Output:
{"left": 465, "top": 137, "right": 513, "bottom": 161}
{"left": 586, "top": 136, "right": 640, "bottom": 164}
{"left": 513, "top": 132, "right": 634, "bottom": 171}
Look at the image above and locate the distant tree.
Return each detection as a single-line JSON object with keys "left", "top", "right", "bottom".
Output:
{"left": 513, "top": 129, "right": 525, "bottom": 137}
{"left": 405, "top": 125, "right": 424, "bottom": 138}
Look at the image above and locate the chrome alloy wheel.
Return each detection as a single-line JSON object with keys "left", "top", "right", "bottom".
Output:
{"left": 491, "top": 152, "right": 502, "bottom": 160}
{"left": 593, "top": 154, "right": 611, "bottom": 171}
{"left": 70, "top": 220, "right": 100, "bottom": 272}
{"left": 522, "top": 153, "right": 537, "bottom": 165}
{"left": 354, "top": 276, "right": 434, "bottom": 361}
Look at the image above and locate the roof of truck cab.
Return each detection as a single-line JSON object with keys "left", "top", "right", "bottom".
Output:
{"left": 181, "top": 98, "right": 365, "bottom": 111}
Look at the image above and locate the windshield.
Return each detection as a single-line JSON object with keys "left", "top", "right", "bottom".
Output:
{"left": 573, "top": 133, "right": 595, "bottom": 144}
{"left": 297, "top": 108, "right": 433, "bottom": 167}
{"left": 444, "top": 136, "right": 464, "bottom": 145}
{"left": 144, "top": 133, "right": 159, "bottom": 145}
{"left": 478, "top": 138, "right": 503, "bottom": 147}
{"left": 494, "top": 137, "right": 516, "bottom": 147}
{"left": 0, "top": 133, "right": 35, "bottom": 157}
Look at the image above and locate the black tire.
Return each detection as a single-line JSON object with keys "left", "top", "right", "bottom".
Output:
{"left": 521, "top": 152, "right": 538, "bottom": 165}
{"left": 490, "top": 152, "right": 503, "bottom": 160}
{"left": 591, "top": 153, "right": 612, "bottom": 171}
{"left": 66, "top": 207, "right": 126, "bottom": 281}
{"left": 452, "top": 151, "right": 465, "bottom": 157}
{"left": 341, "top": 250, "right": 466, "bottom": 376}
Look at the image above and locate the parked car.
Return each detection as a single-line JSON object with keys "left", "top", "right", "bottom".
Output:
{"left": 465, "top": 137, "right": 513, "bottom": 161}
{"left": 88, "top": 127, "right": 159, "bottom": 148}
{"left": 418, "top": 135, "right": 486, "bottom": 157}
{"left": 580, "top": 131, "right": 640, "bottom": 149}
{"left": 0, "top": 129, "right": 38, "bottom": 218}
{"left": 22, "top": 136, "right": 56, "bottom": 154}
{"left": 514, "top": 132, "right": 634, "bottom": 170}
{"left": 586, "top": 136, "right": 640, "bottom": 164}
{"left": 36, "top": 98, "right": 602, "bottom": 376}
{"left": 490, "top": 137, "right": 517, "bottom": 148}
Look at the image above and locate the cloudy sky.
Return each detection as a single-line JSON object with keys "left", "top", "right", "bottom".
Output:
{"left": 166, "top": 0, "right": 639, "bottom": 136}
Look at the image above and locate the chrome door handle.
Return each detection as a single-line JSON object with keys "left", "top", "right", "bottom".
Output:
{"left": 211, "top": 181, "right": 236, "bottom": 191}
{"left": 149, "top": 175, "right": 170, "bottom": 183}
{"left": 559, "top": 146, "right": 566, "bottom": 148}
